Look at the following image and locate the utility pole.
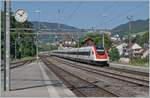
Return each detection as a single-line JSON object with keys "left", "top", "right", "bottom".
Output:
{"left": 15, "top": 40, "right": 17, "bottom": 59}
{"left": 15, "top": 27, "right": 19, "bottom": 59}
{"left": 34, "top": 10, "right": 41, "bottom": 61}
{"left": 4, "top": 0, "right": 11, "bottom": 91}
{"left": 102, "top": 15, "right": 107, "bottom": 48}
{"left": 103, "top": 32, "right": 104, "bottom": 48}
{"left": 127, "top": 16, "right": 133, "bottom": 62}
{"left": 58, "top": 9, "right": 61, "bottom": 31}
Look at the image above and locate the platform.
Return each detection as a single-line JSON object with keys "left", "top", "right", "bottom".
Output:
{"left": 110, "top": 63, "right": 149, "bottom": 74}
{"left": 1, "top": 60, "right": 76, "bottom": 97}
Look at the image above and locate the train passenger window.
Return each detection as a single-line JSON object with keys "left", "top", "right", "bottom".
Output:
{"left": 79, "top": 51, "right": 90, "bottom": 55}
{"left": 54, "top": 51, "right": 91, "bottom": 55}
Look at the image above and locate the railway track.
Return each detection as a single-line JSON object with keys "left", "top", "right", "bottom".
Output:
{"left": 1, "top": 58, "right": 35, "bottom": 71}
{"left": 105, "top": 66, "right": 149, "bottom": 77}
{"left": 52, "top": 56, "right": 149, "bottom": 87}
{"left": 41, "top": 57, "right": 119, "bottom": 97}
{"left": 42, "top": 55, "right": 148, "bottom": 77}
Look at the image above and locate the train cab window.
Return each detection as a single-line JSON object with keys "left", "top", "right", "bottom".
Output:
{"left": 96, "top": 50, "right": 105, "bottom": 54}
{"left": 96, "top": 47, "right": 105, "bottom": 54}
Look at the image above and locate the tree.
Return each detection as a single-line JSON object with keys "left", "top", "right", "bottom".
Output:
{"left": 1, "top": 11, "right": 36, "bottom": 60}
{"left": 109, "top": 47, "right": 120, "bottom": 61}
{"left": 134, "top": 31, "right": 149, "bottom": 47}
{"left": 78, "top": 33, "right": 112, "bottom": 48}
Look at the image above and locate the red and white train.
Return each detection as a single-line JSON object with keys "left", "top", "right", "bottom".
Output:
{"left": 50, "top": 46, "right": 110, "bottom": 66}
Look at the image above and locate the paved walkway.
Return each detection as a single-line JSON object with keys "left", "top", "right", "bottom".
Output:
{"left": 1, "top": 60, "right": 75, "bottom": 97}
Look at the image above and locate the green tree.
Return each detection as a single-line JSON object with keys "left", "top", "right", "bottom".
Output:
{"left": 109, "top": 47, "right": 120, "bottom": 61}
{"left": 134, "top": 31, "right": 149, "bottom": 47}
{"left": 1, "top": 11, "right": 36, "bottom": 60}
{"left": 78, "top": 33, "right": 112, "bottom": 48}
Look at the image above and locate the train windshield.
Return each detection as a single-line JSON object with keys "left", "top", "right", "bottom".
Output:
{"left": 96, "top": 50, "right": 105, "bottom": 54}
{"left": 96, "top": 47, "right": 105, "bottom": 54}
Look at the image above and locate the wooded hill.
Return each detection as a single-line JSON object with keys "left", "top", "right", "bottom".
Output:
{"left": 112, "top": 19, "right": 149, "bottom": 36}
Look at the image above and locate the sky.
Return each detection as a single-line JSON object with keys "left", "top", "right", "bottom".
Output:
{"left": 2, "top": 0, "right": 149, "bottom": 29}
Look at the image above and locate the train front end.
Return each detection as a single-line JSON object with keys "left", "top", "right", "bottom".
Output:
{"left": 93, "top": 46, "right": 109, "bottom": 66}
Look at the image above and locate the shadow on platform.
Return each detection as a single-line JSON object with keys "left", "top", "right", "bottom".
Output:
{"left": 10, "top": 79, "right": 63, "bottom": 91}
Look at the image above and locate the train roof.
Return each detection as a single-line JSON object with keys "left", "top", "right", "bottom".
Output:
{"left": 52, "top": 46, "right": 94, "bottom": 52}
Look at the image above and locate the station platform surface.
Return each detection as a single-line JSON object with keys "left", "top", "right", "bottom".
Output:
{"left": 110, "top": 63, "right": 149, "bottom": 74}
{"left": 1, "top": 60, "right": 76, "bottom": 97}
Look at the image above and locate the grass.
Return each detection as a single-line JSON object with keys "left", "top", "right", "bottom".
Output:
{"left": 129, "top": 57, "right": 149, "bottom": 67}
{"left": 11, "top": 56, "right": 35, "bottom": 63}
{"left": 20, "top": 56, "right": 35, "bottom": 61}
{"left": 111, "top": 57, "right": 149, "bottom": 68}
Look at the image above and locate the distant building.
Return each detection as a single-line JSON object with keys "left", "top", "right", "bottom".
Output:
{"left": 130, "top": 43, "right": 142, "bottom": 57}
{"left": 141, "top": 49, "right": 149, "bottom": 59}
{"left": 82, "top": 37, "right": 95, "bottom": 47}
{"left": 111, "top": 34, "right": 121, "bottom": 41}
{"left": 116, "top": 43, "right": 128, "bottom": 56}
{"left": 116, "top": 42, "right": 144, "bottom": 58}
{"left": 140, "top": 43, "right": 149, "bottom": 59}
{"left": 131, "top": 34, "right": 136, "bottom": 38}
{"left": 111, "top": 34, "right": 122, "bottom": 47}
{"left": 59, "top": 39, "right": 77, "bottom": 48}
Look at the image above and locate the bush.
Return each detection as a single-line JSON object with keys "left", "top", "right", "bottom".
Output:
{"left": 131, "top": 56, "right": 149, "bottom": 66}
{"left": 109, "top": 47, "right": 120, "bottom": 61}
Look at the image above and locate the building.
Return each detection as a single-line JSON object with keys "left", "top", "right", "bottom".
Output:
{"left": 140, "top": 43, "right": 149, "bottom": 58}
{"left": 130, "top": 43, "right": 142, "bottom": 57}
{"left": 116, "top": 43, "right": 143, "bottom": 58}
{"left": 111, "top": 34, "right": 121, "bottom": 41}
{"left": 116, "top": 43, "right": 128, "bottom": 56}
{"left": 111, "top": 34, "right": 122, "bottom": 47}
{"left": 82, "top": 37, "right": 95, "bottom": 47}
{"left": 58, "top": 39, "right": 77, "bottom": 48}
{"left": 141, "top": 49, "right": 149, "bottom": 59}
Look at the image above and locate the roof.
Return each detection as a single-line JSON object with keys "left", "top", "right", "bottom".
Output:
{"left": 83, "top": 37, "right": 94, "bottom": 43}
{"left": 131, "top": 43, "right": 142, "bottom": 49}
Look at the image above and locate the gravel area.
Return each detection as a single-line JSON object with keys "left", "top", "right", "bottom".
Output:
{"left": 49, "top": 57, "right": 149, "bottom": 97}
{"left": 42, "top": 58, "right": 118, "bottom": 97}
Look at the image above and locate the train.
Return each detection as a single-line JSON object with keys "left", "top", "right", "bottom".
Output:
{"left": 50, "top": 46, "right": 110, "bottom": 66}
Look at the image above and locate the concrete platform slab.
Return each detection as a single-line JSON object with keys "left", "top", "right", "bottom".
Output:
{"left": 1, "top": 60, "right": 75, "bottom": 97}
{"left": 110, "top": 63, "right": 149, "bottom": 74}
